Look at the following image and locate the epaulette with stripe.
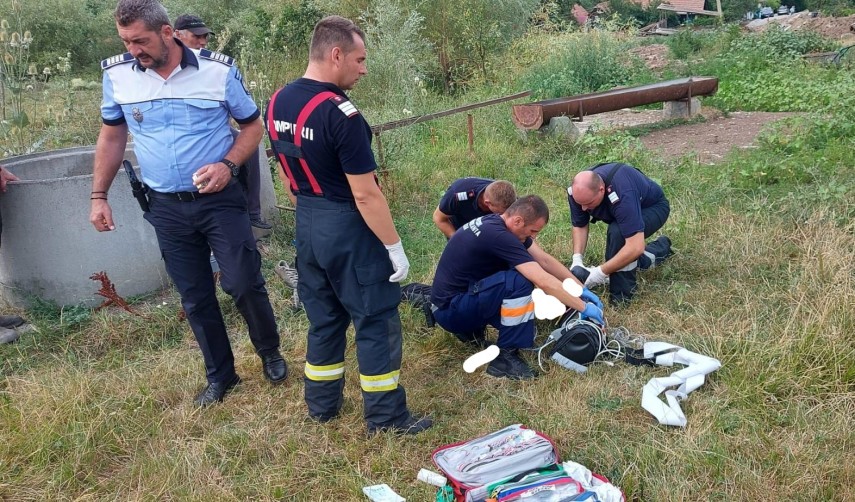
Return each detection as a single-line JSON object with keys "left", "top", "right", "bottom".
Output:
{"left": 100, "top": 52, "right": 134, "bottom": 70}
{"left": 198, "top": 48, "right": 234, "bottom": 66}
{"left": 328, "top": 94, "right": 359, "bottom": 118}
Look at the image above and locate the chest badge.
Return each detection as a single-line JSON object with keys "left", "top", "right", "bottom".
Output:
{"left": 608, "top": 191, "right": 620, "bottom": 204}
{"left": 132, "top": 107, "right": 143, "bottom": 124}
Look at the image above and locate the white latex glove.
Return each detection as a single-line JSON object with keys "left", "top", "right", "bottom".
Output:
{"left": 385, "top": 241, "right": 410, "bottom": 282}
{"left": 571, "top": 253, "right": 585, "bottom": 269}
{"left": 584, "top": 265, "right": 609, "bottom": 288}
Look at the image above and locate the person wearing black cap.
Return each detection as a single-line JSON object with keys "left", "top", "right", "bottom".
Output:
{"left": 174, "top": 14, "right": 272, "bottom": 230}
{"left": 174, "top": 14, "right": 213, "bottom": 49}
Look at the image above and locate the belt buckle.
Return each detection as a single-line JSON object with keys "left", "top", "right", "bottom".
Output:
{"left": 176, "top": 191, "right": 196, "bottom": 202}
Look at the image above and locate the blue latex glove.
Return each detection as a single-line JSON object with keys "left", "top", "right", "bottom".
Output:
{"left": 581, "top": 287, "right": 603, "bottom": 310}
{"left": 581, "top": 302, "right": 604, "bottom": 325}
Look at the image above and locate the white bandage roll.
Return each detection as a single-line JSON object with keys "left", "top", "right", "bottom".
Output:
{"left": 417, "top": 468, "right": 447, "bottom": 487}
{"left": 463, "top": 344, "right": 500, "bottom": 373}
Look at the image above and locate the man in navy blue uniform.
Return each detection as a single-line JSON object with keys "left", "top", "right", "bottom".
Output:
{"left": 173, "top": 13, "right": 271, "bottom": 230}
{"left": 90, "top": 0, "right": 287, "bottom": 406}
{"left": 433, "top": 177, "right": 516, "bottom": 239}
{"left": 568, "top": 163, "right": 673, "bottom": 304}
{"left": 431, "top": 195, "right": 604, "bottom": 380}
{"left": 266, "top": 16, "right": 431, "bottom": 435}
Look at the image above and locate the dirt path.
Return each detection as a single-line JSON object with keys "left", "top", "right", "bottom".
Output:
{"left": 639, "top": 110, "right": 795, "bottom": 163}
{"left": 583, "top": 108, "right": 794, "bottom": 164}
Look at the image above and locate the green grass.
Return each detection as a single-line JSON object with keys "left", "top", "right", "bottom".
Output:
{"left": 3, "top": 26, "right": 855, "bottom": 501}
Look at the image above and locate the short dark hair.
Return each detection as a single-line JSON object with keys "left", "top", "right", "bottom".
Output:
{"left": 114, "top": 0, "right": 170, "bottom": 32}
{"left": 485, "top": 180, "right": 517, "bottom": 212}
{"left": 309, "top": 16, "right": 365, "bottom": 62}
{"left": 506, "top": 195, "right": 549, "bottom": 225}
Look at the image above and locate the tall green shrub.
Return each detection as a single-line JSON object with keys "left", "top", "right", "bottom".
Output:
{"left": 521, "top": 31, "right": 652, "bottom": 99}
{"left": 0, "top": 0, "right": 118, "bottom": 74}
{"left": 416, "top": 0, "right": 540, "bottom": 92}
{"left": 357, "top": 0, "right": 432, "bottom": 118}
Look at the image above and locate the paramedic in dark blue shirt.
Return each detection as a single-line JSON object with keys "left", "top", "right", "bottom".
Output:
{"left": 431, "top": 195, "right": 604, "bottom": 380}
{"left": 433, "top": 177, "right": 516, "bottom": 239}
{"left": 265, "top": 15, "right": 431, "bottom": 436}
{"left": 568, "top": 163, "right": 673, "bottom": 305}
{"left": 90, "top": 0, "right": 286, "bottom": 407}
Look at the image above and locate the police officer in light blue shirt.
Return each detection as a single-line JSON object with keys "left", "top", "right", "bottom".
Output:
{"left": 90, "top": 0, "right": 287, "bottom": 406}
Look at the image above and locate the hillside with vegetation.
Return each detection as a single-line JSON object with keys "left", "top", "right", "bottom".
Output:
{"left": 1, "top": 0, "right": 853, "bottom": 500}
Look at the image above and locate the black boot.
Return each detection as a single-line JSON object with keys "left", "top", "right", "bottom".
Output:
{"left": 486, "top": 349, "right": 536, "bottom": 380}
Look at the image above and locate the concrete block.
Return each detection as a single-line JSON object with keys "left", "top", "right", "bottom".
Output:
{"left": 0, "top": 146, "right": 169, "bottom": 308}
{"left": 0, "top": 144, "right": 280, "bottom": 308}
{"left": 544, "top": 116, "right": 586, "bottom": 141}
{"left": 252, "top": 142, "right": 277, "bottom": 240}
{"left": 663, "top": 97, "right": 701, "bottom": 120}
{"left": 256, "top": 142, "right": 278, "bottom": 227}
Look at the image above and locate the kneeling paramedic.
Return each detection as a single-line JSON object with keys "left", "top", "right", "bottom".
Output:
{"left": 432, "top": 177, "right": 516, "bottom": 239}
{"left": 431, "top": 195, "right": 604, "bottom": 380}
{"left": 568, "top": 162, "right": 673, "bottom": 305}
{"left": 265, "top": 16, "right": 430, "bottom": 435}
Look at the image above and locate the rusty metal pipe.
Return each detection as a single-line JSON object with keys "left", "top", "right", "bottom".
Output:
{"left": 511, "top": 77, "right": 718, "bottom": 130}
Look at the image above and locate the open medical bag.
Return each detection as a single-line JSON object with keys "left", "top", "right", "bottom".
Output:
{"left": 432, "top": 424, "right": 564, "bottom": 502}
{"left": 432, "top": 424, "right": 623, "bottom": 502}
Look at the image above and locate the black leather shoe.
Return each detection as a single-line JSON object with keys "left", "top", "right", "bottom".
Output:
{"left": 193, "top": 374, "right": 241, "bottom": 407}
{"left": 368, "top": 414, "right": 433, "bottom": 436}
{"left": 0, "top": 315, "right": 25, "bottom": 329}
{"left": 261, "top": 352, "right": 288, "bottom": 384}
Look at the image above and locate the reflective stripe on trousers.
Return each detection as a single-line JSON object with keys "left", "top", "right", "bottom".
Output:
{"left": 500, "top": 295, "right": 535, "bottom": 327}
{"left": 433, "top": 269, "right": 536, "bottom": 349}
{"left": 305, "top": 361, "right": 345, "bottom": 381}
{"left": 297, "top": 195, "right": 410, "bottom": 428}
{"left": 360, "top": 370, "right": 400, "bottom": 392}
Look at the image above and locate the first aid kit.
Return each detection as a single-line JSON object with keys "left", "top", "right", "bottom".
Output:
{"left": 432, "top": 424, "right": 559, "bottom": 502}
{"left": 431, "top": 424, "right": 624, "bottom": 502}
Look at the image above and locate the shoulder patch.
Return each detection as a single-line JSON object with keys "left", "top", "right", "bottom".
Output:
{"left": 198, "top": 48, "right": 234, "bottom": 66}
{"left": 455, "top": 189, "right": 476, "bottom": 201}
{"left": 328, "top": 95, "right": 359, "bottom": 118}
{"left": 100, "top": 52, "right": 134, "bottom": 70}
{"left": 607, "top": 190, "right": 620, "bottom": 204}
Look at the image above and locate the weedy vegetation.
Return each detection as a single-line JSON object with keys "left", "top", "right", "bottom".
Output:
{"left": 1, "top": 0, "right": 854, "bottom": 500}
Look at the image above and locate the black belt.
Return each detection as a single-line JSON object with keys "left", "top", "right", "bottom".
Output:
{"left": 147, "top": 189, "right": 215, "bottom": 202}
{"left": 148, "top": 177, "right": 239, "bottom": 201}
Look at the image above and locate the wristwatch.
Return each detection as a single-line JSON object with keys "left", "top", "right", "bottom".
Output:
{"left": 221, "top": 158, "right": 240, "bottom": 177}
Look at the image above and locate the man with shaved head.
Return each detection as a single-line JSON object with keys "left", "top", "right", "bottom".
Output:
{"left": 568, "top": 162, "right": 673, "bottom": 305}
